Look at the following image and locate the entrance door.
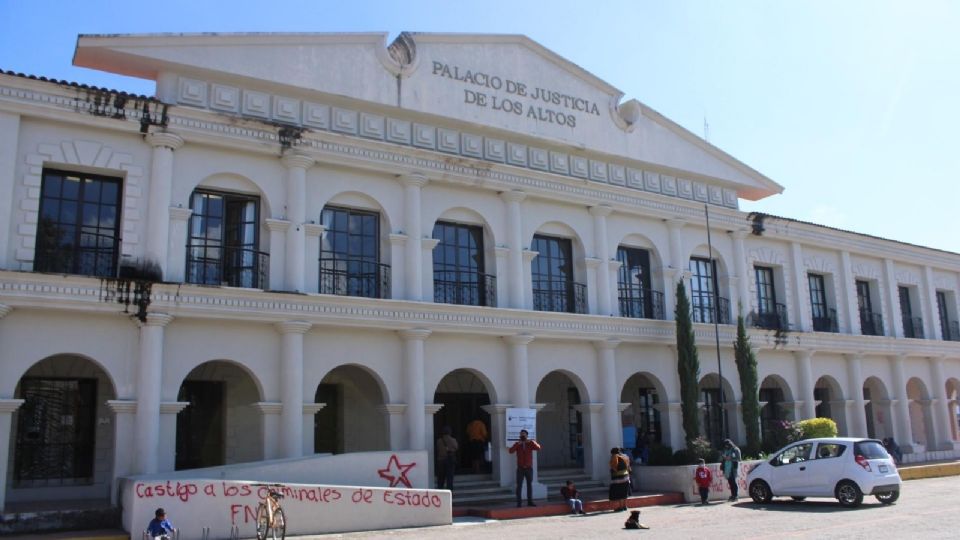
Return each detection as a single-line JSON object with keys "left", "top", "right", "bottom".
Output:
{"left": 314, "top": 384, "right": 342, "bottom": 454}
{"left": 176, "top": 381, "right": 225, "bottom": 470}
{"left": 433, "top": 392, "right": 491, "bottom": 472}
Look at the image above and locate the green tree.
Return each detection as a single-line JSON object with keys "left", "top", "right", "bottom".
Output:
{"left": 734, "top": 314, "right": 761, "bottom": 456}
{"left": 675, "top": 280, "right": 701, "bottom": 449}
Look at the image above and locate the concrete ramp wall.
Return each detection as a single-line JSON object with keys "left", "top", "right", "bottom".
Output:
{"left": 121, "top": 451, "right": 451, "bottom": 539}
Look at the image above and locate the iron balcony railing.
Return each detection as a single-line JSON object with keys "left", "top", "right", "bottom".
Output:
{"left": 902, "top": 316, "right": 925, "bottom": 339}
{"left": 186, "top": 243, "right": 269, "bottom": 289}
{"left": 691, "top": 294, "right": 731, "bottom": 325}
{"left": 812, "top": 308, "right": 839, "bottom": 333}
{"left": 944, "top": 320, "right": 960, "bottom": 341}
{"left": 752, "top": 303, "right": 789, "bottom": 331}
{"left": 533, "top": 280, "right": 587, "bottom": 314}
{"left": 860, "top": 309, "right": 884, "bottom": 336}
{"left": 434, "top": 270, "right": 497, "bottom": 307}
{"left": 319, "top": 256, "right": 391, "bottom": 299}
{"left": 617, "top": 286, "right": 666, "bottom": 320}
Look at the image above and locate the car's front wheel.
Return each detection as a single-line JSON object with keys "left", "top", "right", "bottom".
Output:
{"left": 749, "top": 480, "right": 773, "bottom": 504}
{"left": 875, "top": 490, "right": 899, "bottom": 505}
{"left": 835, "top": 480, "right": 863, "bottom": 508}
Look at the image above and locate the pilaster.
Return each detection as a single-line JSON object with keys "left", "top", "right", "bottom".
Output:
{"left": 501, "top": 190, "right": 527, "bottom": 309}
{"left": 399, "top": 328, "right": 431, "bottom": 451}
{"left": 144, "top": 131, "right": 184, "bottom": 280}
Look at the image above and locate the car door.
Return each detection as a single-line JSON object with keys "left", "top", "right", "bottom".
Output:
{"left": 767, "top": 442, "right": 814, "bottom": 495}
{"left": 802, "top": 442, "right": 847, "bottom": 496}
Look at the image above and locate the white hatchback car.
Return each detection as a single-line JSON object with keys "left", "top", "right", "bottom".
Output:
{"left": 747, "top": 437, "right": 901, "bottom": 507}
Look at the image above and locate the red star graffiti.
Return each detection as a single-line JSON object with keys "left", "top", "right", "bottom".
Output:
{"left": 378, "top": 454, "right": 416, "bottom": 488}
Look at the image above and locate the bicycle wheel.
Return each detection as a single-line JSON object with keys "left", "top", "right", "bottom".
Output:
{"left": 270, "top": 507, "right": 286, "bottom": 540}
{"left": 255, "top": 503, "right": 269, "bottom": 540}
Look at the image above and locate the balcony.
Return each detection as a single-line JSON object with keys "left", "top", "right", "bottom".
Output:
{"left": 434, "top": 270, "right": 497, "bottom": 307}
{"left": 944, "top": 320, "right": 960, "bottom": 341}
{"left": 812, "top": 308, "right": 839, "bottom": 333}
{"left": 860, "top": 309, "right": 884, "bottom": 336}
{"left": 533, "top": 280, "right": 587, "bottom": 314}
{"left": 186, "top": 243, "right": 269, "bottom": 289}
{"left": 902, "top": 316, "right": 925, "bottom": 339}
{"left": 618, "top": 287, "right": 666, "bottom": 320}
{"left": 319, "top": 257, "right": 390, "bottom": 299}
{"left": 691, "top": 294, "right": 731, "bottom": 325}
{"left": 752, "top": 303, "right": 789, "bottom": 331}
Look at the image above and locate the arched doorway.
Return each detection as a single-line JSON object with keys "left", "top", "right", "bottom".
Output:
{"left": 11, "top": 355, "right": 117, "bottom": 501}
{"left": 175, "top": 360, "right": 262, "bottom": 470}
{"left": 907, "top": 378, "right": 934, "bottom": 448}
{"left": 432, "top": 369, "right": 493, "bottom": 475}
{"left": 534, "top": 371, "right": 587, "bottom": 469}
{"left": 698, "top": 373, "right": 736, "bottom": 445}
{"left": 759, "top": 375, "right": 793, "bottom": 451}
{"left": 620, "top": 373, "right": 666, "bottom": 452}
{"left": 814, "top": 376, "right": 847, "bottom": 434}
{"left": 314, "top": 365, "right": 388, "bottom": 454}
{"left": 863, "top": 377, "right": 891, "bottom": 439}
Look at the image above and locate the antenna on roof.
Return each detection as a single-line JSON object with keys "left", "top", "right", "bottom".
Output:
{"left": 703, "top": 115, "right": 710, "bottom": 142}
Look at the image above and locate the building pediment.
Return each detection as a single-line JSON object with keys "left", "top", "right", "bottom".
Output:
{"left": 74, "top": 31, "right": 782, "bottom": 201}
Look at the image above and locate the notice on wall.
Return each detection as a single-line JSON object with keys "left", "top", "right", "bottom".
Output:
{"left": 505, "top": 407, "right": 537, "bottom": 444}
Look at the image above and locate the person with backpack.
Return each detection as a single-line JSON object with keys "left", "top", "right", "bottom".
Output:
{"left": 609, "top": 447, "right": 630, "bottom": 512}
{"left": 694, "top": 458, "right": 713, "bottom": 504}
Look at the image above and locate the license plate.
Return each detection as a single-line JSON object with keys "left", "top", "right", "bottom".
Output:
{"left": 879, "top": 464, "right": 889, "bottom": 473}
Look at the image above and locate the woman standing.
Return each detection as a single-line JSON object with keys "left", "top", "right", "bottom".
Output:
{"left": 608, "top": 447, "right": 631, "bottom": 511}
{"left": 720, "top": 439, "right": 741, "bottom": 501}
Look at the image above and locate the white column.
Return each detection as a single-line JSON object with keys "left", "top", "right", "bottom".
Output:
{"left": 522, "top": 249, "right": 538, "bottom": 311}
{"left": 282, "top": 151, "right": 315, "bottom": 293}
{"left": 795, "top": 350, "right": 816, "bottom": 420}
{"left": 388, "top": 233, "right": 407, "bottom": 299}
{"left": 482, "top": 404, "right": 514, "bottom": 487}
{"left": 398, "top": 173, "right": 428, "bottom": 301}
{"left": 106, "top": 400, "right": 137, "bottom": 504}
{"left": 501, "top": 190, "right": 527, "bottom": 309}
{"left": 585, "top": 258, "right": 601, "bottom": 315}
{"left": 303, "top": 223, "right": 325, "bottom": 294}
{"left": 422, "top": 238, "right": 441, "bottom": 302}
{"left": 890, "top": 354, "right": 913, "bottom": 448}
{"left": 425, "top": 403, "right": 444, "bottom": 486}
{"left": 135, "top": 313, "right": 173, "bottom": 474}
{"left": 167, "top": 207, "right": 193, "bottom": 283}
{"left": 158, "top": 401, "right": 189, "bottom": 472}
{"left": 730, "top": 229, "right": 752, "bottom": 316}
{"left": 0, "top": 398, "right": 24, "bottom": 512}
{"left": 0, "top": 112, "right": 20, "bottom": 270}
{"left": 922, "top": 267, "right": 942, "bottom": 340}
{"left": 505, "top": 334, "right": 534, "bottom": 408}
{"left": 883, "top": 259, "right": 901, "bottom": 338}
{"left": 378, "top": 404, "right": 407, "bottom": 451}
{"left": 665, "top": 219, "right": 686, "bottom": 320}
{"left": 789, "top": 241, "right": 810, "bottom": 332}
{"left": 839, "top": 251, "right": 859, "bottom": 334}
{"left": 494, "top": 247, "right": 510, "bottom": 308}
{"left": 846, "top": 353, "right": 868, "bottom": 437}
{"left": 594, "top": 338, "right": 622, "bottom": 452}
{"left": 144, "top": 132, "right": 184, "bottom": 279}
{"left": 574, "top": 403, "right": 606, "bottom": 481}
{"left": 253, "top": 402, "right": 283, "bottom": 459}
{"left": 276, "top": 321, "right": 311, "bottom": 458}
{"left": 302, "top": 403, "right": 327, "bottom": 456}
{"left": 929, "top": 356, "right": 951, "bottom": 449}
{"left": 264, "top": 219, "right": 290, "bottom": 290}
{"left": 589, "top": 205, "right": 613, "bottom": 316}
{"left": 400, "top": 329, "right": 431, "bottom": 450}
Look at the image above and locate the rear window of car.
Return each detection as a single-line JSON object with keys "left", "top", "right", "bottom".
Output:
{"left": 854, "top": 440, "right": 888, "bottom": 459}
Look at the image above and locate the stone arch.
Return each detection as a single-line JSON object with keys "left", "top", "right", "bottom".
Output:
{"left": 314, "top": 363, "right": 390, "bottom": 454}
{"left": 19, "top": 139, "right": 145, "bottom": 268}
{"left": 620, "top": 372, "right": 668, "bottom": 446}
{"left": 906, "top": 377, "right": 934, "bottom": 448}
{"left": 759, "top": 374, "right": 793, "bottom": 434}
{"left": 432, "top": 368, "right": 496, "bottom": 476}
{"left": 528, "top": 221, "right": 589, "bottom": 312}
{"left": 188, "top": 172, "right": 276, "bottom": 219}
{"left": 814, "top": 375, "right": 847, "bottom": 434}
{"left": 10, "top": 354, "right": 119, "bottom": 501}
{"left": 428, "top": 207, "right": 499, "bottom": 305}
{"left": 174, "top": 359, "right": 265, "bottom": 470}
{"left": 534, "top": 369, "right": 590, "bottom": 469}
{"left": 321, "top": 190, "right": 396, "bottom": 235}
{"left": 864, "top": 376, "right": 892, "bottom": 440}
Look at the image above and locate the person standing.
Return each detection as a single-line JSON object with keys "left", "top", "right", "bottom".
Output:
{"left": 466, "top": 418, "right": 489, "bottom": 473}
{"left": 435, "top": 425, "right": 458, "bottom": 490}
{"left": 609, "top": 447, "right": 631, "bottom": 512}
{"left": 720, "top": 439, "right": 741, "bottom": 501}
{"left": 508, "top": 429, "right": 541, "bottom": 507}
{"left": 694, "top": 458, "right": 712, "bottom": 504}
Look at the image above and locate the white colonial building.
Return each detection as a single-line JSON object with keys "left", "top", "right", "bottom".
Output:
{"left": 0, "top": 32, "right": 958, "bottom": 511}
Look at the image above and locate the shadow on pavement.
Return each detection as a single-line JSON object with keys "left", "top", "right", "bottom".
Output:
{"left": 732, "top": 499, "right": 889, "bottom": 513}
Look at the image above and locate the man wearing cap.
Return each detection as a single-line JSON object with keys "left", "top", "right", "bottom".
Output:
{"left": 508, "top": 429, "right": 541, "bottom": 507}
{"left": 146, "top": 507, "right": 175, "bottom": 539}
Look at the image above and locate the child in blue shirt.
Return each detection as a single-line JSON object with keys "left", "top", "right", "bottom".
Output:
{"left": 146, "top": 507, "right": 175, "bottom": 539}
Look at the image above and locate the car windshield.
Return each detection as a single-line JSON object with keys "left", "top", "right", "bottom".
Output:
{"left": 854, "top": 440, "right": 889, "bottom": 459}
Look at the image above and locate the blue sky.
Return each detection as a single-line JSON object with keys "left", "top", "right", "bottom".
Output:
{"left": 2, "top": 0, "right": 958, "bottom": 254}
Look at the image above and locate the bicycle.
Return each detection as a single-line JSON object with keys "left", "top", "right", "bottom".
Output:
{"left": 252, "top": 483, "right": 286, "bottom": 540}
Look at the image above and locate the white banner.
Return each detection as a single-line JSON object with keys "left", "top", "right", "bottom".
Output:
{"left": 505, "top": 407, "right": 537, "bottom": 444}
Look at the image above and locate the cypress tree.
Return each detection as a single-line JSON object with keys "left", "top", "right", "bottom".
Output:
{"left": 674, "top": 280, "right": 701, "bottom": 449}
{"left": 735, "top": 314, "right": 762, "bottom": 456}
